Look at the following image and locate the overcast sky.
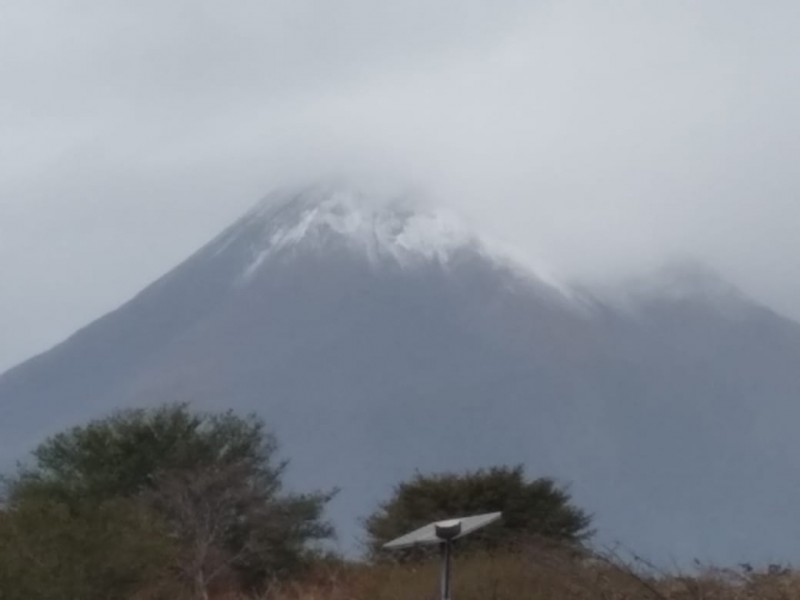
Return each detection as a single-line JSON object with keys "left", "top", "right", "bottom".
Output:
{"left": 1, "top": 0, "right": 799, "bottom": 372}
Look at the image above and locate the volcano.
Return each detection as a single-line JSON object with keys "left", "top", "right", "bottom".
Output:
{"left": 2, "top": 183, "right": 800, "bottom": 563}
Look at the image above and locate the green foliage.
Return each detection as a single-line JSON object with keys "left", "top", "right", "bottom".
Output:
{"left": 10, "top": 403, "right": 282, "bottom": 505}
{"left": 0, "top": 498, "right": 173, "bottom": 600}
{"left": 365, "top": 465, "right": 592, "bottom": 557}
{"left": 3, "top": 404, "right": 336, "bottom": 598}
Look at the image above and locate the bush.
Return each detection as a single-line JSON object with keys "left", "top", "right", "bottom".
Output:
{"left": 365, "top": 465, "right": 592, "bottom": 557}
{"left": 0, "top": 497, "right": 173, "bottom": 600}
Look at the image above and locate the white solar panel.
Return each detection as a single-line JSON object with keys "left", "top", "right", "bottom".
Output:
{"left": 383, "top": 512, "right": 502, "bottom": 550}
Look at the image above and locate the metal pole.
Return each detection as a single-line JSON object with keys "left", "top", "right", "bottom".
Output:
{"left": 440, "top": 541, "right": 452, "bottom": 600}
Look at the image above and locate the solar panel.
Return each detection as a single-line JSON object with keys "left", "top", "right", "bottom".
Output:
{"left": 383, "top": 512, "right": 502, "bottom": 550}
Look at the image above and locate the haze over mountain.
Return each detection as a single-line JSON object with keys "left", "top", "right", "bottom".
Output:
{"left": 2, "top": 183, "right": 800, "bottom": 564}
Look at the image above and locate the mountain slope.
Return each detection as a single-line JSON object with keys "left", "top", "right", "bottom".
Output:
{"left": 2, "top": 184, "right": 800, "bottom": 563}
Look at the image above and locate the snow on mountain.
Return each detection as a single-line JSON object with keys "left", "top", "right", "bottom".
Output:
{"left": 210, "top": 183, "right": 578, "bottom": 305}
{"left": 238, "top": 185, "right": 480, "bottom": 272}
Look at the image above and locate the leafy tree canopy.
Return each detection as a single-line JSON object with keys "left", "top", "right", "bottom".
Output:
{"left": 365, "top": 465, "right": 592, "bottom": 557}
{"left": 4, "top": 404, "right": 335, "bottom": 597}
{"left": 9, "top": 403, "right": 281, "bottom": 505}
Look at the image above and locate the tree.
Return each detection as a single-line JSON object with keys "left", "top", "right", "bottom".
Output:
{"left": 365, "top": 465, "right": 592, "bottom": 556}
{"left": 10, "top": 404, "right": 282, "bottom": 504}
{"left": 0, "top": 497, "right": 173, "bottom": 600}
{"left": 146, "top": 460, "right": 333, "bottom": 598}
{"left": 5, "top": 404, "right": 335, "bottom": 597}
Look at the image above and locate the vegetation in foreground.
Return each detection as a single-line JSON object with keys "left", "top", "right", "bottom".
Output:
{"left": 0, "top": 405, "right": 335, "bottom": 599}
{"left": 257, "top": 547, "right": 799, "bottom": 600}
{"left": 0, "top": 404, "right": 795, "bottom": 599}
{"left": 365, "top": 465, "right": 592, "bottom": 557}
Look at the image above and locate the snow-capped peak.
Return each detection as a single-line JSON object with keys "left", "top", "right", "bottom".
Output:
{"left": 202, "top": 181, "right": 574, "bottom": 302}
{"left": 234, "top": 183, "right": 482, "bottom": 277}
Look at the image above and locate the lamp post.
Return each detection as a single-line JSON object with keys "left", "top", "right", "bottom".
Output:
{"left": 383, "top": 512, "right": 502, "bottom": 600}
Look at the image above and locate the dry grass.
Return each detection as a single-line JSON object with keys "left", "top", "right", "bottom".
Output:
{"left": 203, "top": 544, "right": 800, "bottom": 600}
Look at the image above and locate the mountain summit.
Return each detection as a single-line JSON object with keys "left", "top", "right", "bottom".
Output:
{"left": 220, "top": 184, "right": 482, "bottom": 271}
{"left": 2, "top": 184, "right": 800, "bottom": 563}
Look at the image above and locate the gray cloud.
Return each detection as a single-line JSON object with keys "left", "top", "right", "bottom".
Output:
{"left": 1, "top": 0, "right": 799, "bottom": 370}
